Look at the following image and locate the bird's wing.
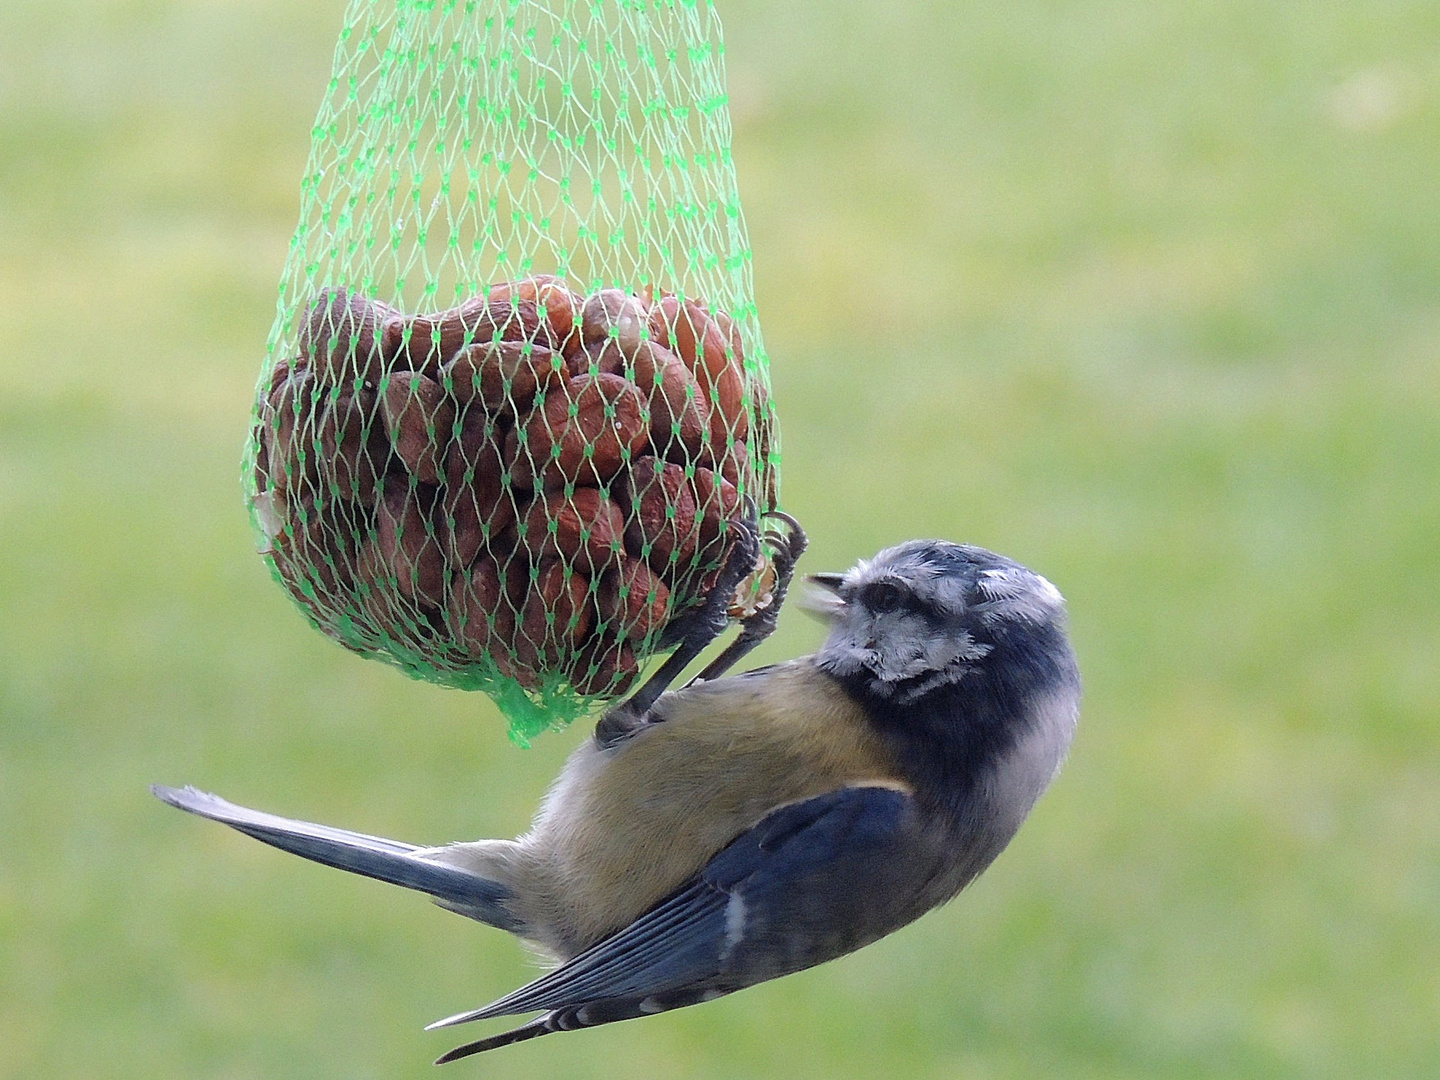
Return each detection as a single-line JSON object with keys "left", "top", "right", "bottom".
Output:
{"left": 430, "top": 784, "right": 931, "bottom": 1062}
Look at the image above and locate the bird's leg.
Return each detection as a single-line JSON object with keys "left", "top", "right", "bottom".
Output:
{"left": 688, "top": 511, "right": 807, "bottom": 685}
{"left": 594, "top": 504, "right": 761, "bottom": 748}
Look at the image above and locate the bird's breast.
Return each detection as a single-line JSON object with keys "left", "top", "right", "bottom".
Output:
{"left": 518, "top": 660, "right": 905, "bottom": 956}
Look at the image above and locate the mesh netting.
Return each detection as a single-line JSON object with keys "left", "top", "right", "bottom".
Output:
{"left": 247, "top": 0, "right": 780, "bottom": 742}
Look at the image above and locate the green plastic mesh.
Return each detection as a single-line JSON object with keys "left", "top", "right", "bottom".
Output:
{"left": 247, "top": 0, "right": 781, "bottom": 743}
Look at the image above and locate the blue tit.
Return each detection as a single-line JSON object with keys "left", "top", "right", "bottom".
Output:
{"left": 154, "top": 538, "right": 1080, "bottom": 1063}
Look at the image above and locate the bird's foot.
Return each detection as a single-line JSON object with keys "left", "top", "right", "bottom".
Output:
{"left": 690, "top": 511, "right": 807, "bottom": 685}
{"left": 594, "top": 504, "right": 762, "bottom": 748}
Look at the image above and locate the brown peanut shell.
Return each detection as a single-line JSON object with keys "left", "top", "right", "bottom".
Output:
{"left": 521, "top": 489, "right": 627, "bottom": 573}
{"left": 444, "top": 410, "right": 515, "bottom": 570}
{"left": 647, "top": 295, "right": 726, "bottom": 381}
{"left": 578, "top": 338, "right": 706, "bottom": 465}
{"left": 443, "top": 340, "right": 565, "bottom": 413}
{"left": 353, "top": 538, "right": 400, "bottom": 632}
{"left": 624, "top": 456, "right": 700, "bottom": 571}
{"left": 299, "top": 287, "right": 399, "bottom": 385}
{"left": 381, "top": 371, "right": 453, "bottom": 485}
{"left": 596, "top": 557, "right": 671, "bottom": 641}
{"left": 650, "top": 296, "right": 750, "bottom": 449}
{"left": 712, "top": 307, "right": 746, "bottom": 371}
{"left": 524, "top": 373, "right": 648, "bottom": 488}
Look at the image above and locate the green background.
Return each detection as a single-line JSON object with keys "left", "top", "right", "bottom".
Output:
{"left": 2, "top": 1, "right": 1437, "bottom": 1077}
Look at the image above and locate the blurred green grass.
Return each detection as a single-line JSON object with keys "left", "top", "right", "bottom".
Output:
{"left": 2, "top": 1, "right": 1438, "bottom": 1077}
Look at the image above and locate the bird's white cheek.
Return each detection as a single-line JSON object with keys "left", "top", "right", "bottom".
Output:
{"left": 817, "top": 632, "right": 873, "bottom": 676}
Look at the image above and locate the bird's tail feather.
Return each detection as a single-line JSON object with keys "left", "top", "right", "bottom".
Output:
{"left": 151, "top": 785, "right": 521, "bottom": 932}
{"left": 433, "top": 1014, "right": 559, "bottom": 1064}
{"left": 432, "top": 996, "right": 678, "bottom": 1062}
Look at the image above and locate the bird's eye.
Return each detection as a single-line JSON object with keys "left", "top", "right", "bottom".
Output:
{"left": 863, "top": 582, "right": 905, "bottom": 614}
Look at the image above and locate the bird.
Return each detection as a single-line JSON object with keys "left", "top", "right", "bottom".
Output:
{"left": 153, "top": 535, "right": 1080, "bottom": 1063}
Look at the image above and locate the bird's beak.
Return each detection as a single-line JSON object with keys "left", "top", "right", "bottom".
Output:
{"left": 798, "top": 573, "right": 847, "bottom": 621}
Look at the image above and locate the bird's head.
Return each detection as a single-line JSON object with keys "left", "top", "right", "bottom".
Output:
{"left": 805, "top": 540, "right": 1069, "bottom": 705}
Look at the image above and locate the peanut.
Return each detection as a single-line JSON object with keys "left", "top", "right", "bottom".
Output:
{"left": 317, "top": 385, "right": 387, "bottom": 504}
{"left": 623, "top": 456, "right": 700, "bottom": 571}
{"left": 631, "top": 340, "right": 708, "bottom": 465}
{"left": 442, "top": 340, "right": 565, "bottom": 413}
{"left": 575, "top": 339, "right": 706, "bottom": 464}
{"left": 703, "top": 359, "right": 750, "bottom": 450}
{"left": 381, "top": 371, "right": 454, "bottom": 485}
{"left": 489, "top": 275, "right": 582, "bottom": 358}
{"left": 595, "top": 557, "right": 671, "bottom": 641}
{"left": 384, "top": 297, "right": 553, "bottom": 378}
{"left": 515, "top": 561, "right": 594, "bottom": 671}
{"left": 579, "top": 288, "right": 650, "bottom": 360}
{"left": 692, "top": 466, "right": 741, "bottom": 552}
{"left": 299, "top": 287, "right": 400, "bottom": 385}
{"left": 718, "top": 437, "right": 753, "bottom": 495}
{"left": 569, "top": 635, "right": 640, "bottom": 696}
{"left": 260, "top": 366, "right": 322, "bottom": 496}
{"left": 523, "top": 373, "right": 648, "bottom": 488}
{"left": 649, "top": 296, "right": 750, "bottom": 449}
{"left": 375, "top": 480, "right": 447, "bottom": 609}
{"left": 447, "top": 553, "right": 522, "bottom": 671}
{"left": 271, "top": 492, "right": 362, "bottom": 602}
{"left": 501, "top": 424, "right": 537, "bottom": 493}
{"left": 443, "top": 409, "right": 515, "bottom": 569}
{"left": 521, "top": 489, "right": 627, "bottom": 573}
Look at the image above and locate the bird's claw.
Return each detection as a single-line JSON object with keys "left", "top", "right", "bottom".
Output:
{"left": 595, "top": 502, "right": 767, "bottom": 748}
{"left": 689, "top": 508, "right": 808, "bottom": 686}
{"left": 760, "top": 510, "right": 807, "bottom": 587}
{"left": 593, "top": 700, "right": 646, "bottom": 747}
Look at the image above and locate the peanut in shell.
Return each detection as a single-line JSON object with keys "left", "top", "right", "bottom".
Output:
{"left": 375, "top": 481, "right": 447, "bottom": 610}
{"left": 596, "top": 557, "right": 670, "bottom": 641}
{"left": 299, "top": 287, "right": 399, "bottom": 385}
{"left": 623, "top": 456, "right": 700, "bottom": 571}
{"left": 521, "top": 489, "right": 627, "bottom": 573}
{"left": 524, "top": 372, "right": 648, "bottom": 488}
{"left": 443, "top": 340, "right": 565, "bottom": 413}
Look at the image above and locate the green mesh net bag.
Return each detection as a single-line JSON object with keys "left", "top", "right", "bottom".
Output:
{"left": 248, "top": 0, "right": 781, "bottom": 742}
